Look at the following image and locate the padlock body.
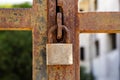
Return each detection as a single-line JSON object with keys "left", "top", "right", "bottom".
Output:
{"left": 46, "top": 44, "right": 73, "bottom": 65}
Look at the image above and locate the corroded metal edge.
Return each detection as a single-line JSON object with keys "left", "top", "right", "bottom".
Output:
{"left": 78, "top": 12, "right": 120, "bottom": 32}
{"left": 47, "top": 0, "right": 79, "bottom": 80}
{"left": 0, "top": 0, "right": 48, "bottom": 80}
{"left": 32, "top": 0, "right": 48, "bottom": 80}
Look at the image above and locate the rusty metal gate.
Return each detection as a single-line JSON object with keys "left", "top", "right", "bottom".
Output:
{"left": 0, "top": 0, "right": 119, "bottom": 80}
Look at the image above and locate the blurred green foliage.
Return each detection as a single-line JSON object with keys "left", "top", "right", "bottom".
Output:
{"left": 0, "top": 2, "right": 32, "bottom": 80}
{"left": 0, "top": 31, "right": 32, "bottom": 80}
{"left": 13, "top": 2, "right": 32, "bottom": 8}
{"left": 0, "top": 4, "right": 12, "bottom": 8}
{"left": 80, "top": 66, "right": 94, "bottom": 80}
{"left": 0, "top": 2, "right": 32, "bottom": 8}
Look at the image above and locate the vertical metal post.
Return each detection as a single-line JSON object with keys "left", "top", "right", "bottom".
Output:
{"left": 33, "top": 0, "right": 48, "bottom": 80}
{"left": 47, "top": 0, "right": 79, "bottom": 80}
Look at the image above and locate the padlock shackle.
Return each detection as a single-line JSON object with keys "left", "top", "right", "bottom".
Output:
{"left": 62, "top": 25, "right": 71, "bottom": 43}
{"left": 48, "top": 12, "right": 71, "bottom": 43}
{"left": 48, "top": 25, "right": 71, "bottom": 43}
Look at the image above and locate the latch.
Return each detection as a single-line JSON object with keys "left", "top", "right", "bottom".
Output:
{"left": 46, "top": 1, "right": 73, "bottom": 65}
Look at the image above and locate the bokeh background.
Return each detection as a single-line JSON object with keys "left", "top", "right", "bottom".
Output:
{"left": 0, "top": 1, "right": 32, "bottom": 80}
{"left": 1, "top": 0, "right": 120, "bottom": 80}
{"left": 80, "top": 33, "right": 120, "bottom": 80}
{"left": 79, "top": 0, "right": 120, "bottom": 80}
{"left": 0, "top": 0, "right": 33, "bottom": 80}
{"left": 0, "top": 31, "right": 32, "bottom": 80}
{"left": 0, "top": 0, "right": 32, "bottom": 8}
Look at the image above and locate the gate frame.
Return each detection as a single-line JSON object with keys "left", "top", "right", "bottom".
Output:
{"left": 0, "top": 0, "right": 119, "bottom": 80}
{"left": 0, "top": 0, "right": 79, "bottom": 80}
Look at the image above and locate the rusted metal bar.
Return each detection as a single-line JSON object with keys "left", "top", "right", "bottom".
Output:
{"left": 0, "top": 9, "right": 32, "bottom": 29}
{"left": 57, "top": 12, "right": 63, "bottom": 39}
{"left": 78, "top": 12, "right": 120, "bottom": 32}
{"left": 32, "top": 0, "right": 48, "bottom": 80}
{"left": 57, "top": 12, "right": 71, "bottom": 43}
{"left": 48, "top": 0, "right": 79, "bottom": 80}
{"left": 0, "top": 1, "right": 48, "bottom": 79}
{"left": 0, "top": 0, "right": 80, "bottom": 80}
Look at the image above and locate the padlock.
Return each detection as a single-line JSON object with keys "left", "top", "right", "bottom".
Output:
{"left": 46, "top": 44, "right": 73, "bottom": 65}
{"left": 46, "top": 13, "right": 73, "bottom": 65}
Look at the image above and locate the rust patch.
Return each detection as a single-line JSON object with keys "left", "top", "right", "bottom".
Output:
{"left": 0, "top": 9, "right": 32, "bottom": 29}
{"left": 47, "top": 0, "right": 79, "bottom": 80}
{"left": 0, "top": 0, "right": 48, "bottom": 80}
{"left": 0, "top": 0, "right": 80, "bottom": 80}
{"left": 33, "top": 0, "right": 48, "bottom": 80}
{"left": 78, "top": 12, "right": 120, "bottom": 32}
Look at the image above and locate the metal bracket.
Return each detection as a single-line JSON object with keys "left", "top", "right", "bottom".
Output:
{"left": 48, "top": 0, "right": 71, "bottom": 43}
{"left": 48, "top": 12, "right": 70, "bottom": 43}
{"left": 47, "top": 0, "right": 72, "bottom": 65}
{"left": 48, "top": 12, "right": 71, "bottom": 43}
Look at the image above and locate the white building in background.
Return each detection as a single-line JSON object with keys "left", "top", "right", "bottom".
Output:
{"left": 78, "top": 0, "right": 96, "bottom": 12}
{"left": 80, "top": 34, "right": 95, "bottom": 73}
{"left": 93, "top": 49, "right": 119, "bottom": 80}
{"left": 78, "top": 0, "right": 120, "bottom": 12}
{"left": 79, "top": 0, "right": 120, "bottom": 80}
{"left": 80, "top": 33, "right": 119, "bottom": 80}
{"left": 97, "top": 0, "right": 120, "bottom": 12}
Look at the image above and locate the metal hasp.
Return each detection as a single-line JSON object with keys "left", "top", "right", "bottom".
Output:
{"left": 47, "top": 11, "right": 73, "bottom": 65}
{"left": 48, "top": 13, "right": 71, "bottom": 43}
{"left": 47, "top": 0, "right": 79, "bottom": 79}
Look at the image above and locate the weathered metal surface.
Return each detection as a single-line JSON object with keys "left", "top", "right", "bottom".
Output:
{"left": 78, "top": 12, "right": 120, "bottom": 32}
{"left": 46, "top": 44, "right": 73, "bottom": 65}
{"left": 0, "top": 0, "right": 80, "bottom": 80}
{"left": 57, "top": 12, "right": 63, "bottom": 39}
{"left": 0, "top": 0, "right": 48, "bottom": 80}
{"left": 48, "top": 24, "right": 71, "bottom": 43}
{"left": 57, "top": 13, "right": 71, "bottom": 43}
{"left": 48, "top": 0, "right": 79, "bottom": 80}
{"left": 0, "top": 9, "right": 32, "bottom": 29}
{"left": 48, "top": 13, "right": 71, "bottom": 43}
{"left": 58, "top": 0, "right": 80, "bottom": 79}
{"left": 33, "top": 0, "right": 48, "bottom": 80}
